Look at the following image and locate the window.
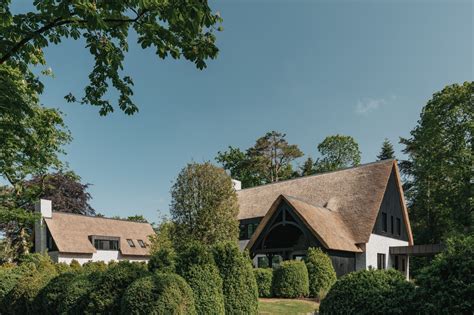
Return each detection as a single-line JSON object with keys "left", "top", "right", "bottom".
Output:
{"left": 391, "top": 215, "right": 394, "bottom": 234}
{"left": 257, "top": 257, "right": 269, "bottom": 268}
{"left": 396, "top": 218, "right": 401, "bottom": 236}
{"left": 401, "top": 257, "right": 406, "bottom": 272}
{"left": 137, "top": 240, "right": 146, "bottom": 248}
{"left": 127, "top": 239, "right": 135, "bottom": 247}
{"left": 377, "top": 253, "right": 386, "bottom": 270}
{"left": 382, "top": 213, "right": 387, "bottom": 232}
{"left": 94, "top": 239, "right": 119, "bottom": 250}
{"left": 239, "top": 224, "right": 247, "bottom": 240}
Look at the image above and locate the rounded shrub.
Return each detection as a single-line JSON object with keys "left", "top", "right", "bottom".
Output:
{"left": 5, "top": 254, "right": 58, "bottom": 314}
{"left": 414, "top": 235, "right": 474, "bottom": 314}
{"left": 253, "top": 268, "right": 273, "bottom": 298}
{"left": 305, "top": 247, "right": 336, "bottom": 298}
{"left": 319, "top": 269, "right": 416, "bottom": 315}
{"left": 177, "top": 243, "right": 225, "bottom": 315}
{"left": 0, "top": 265, "right": 23, "bottom": 313}
{"left": 272, "top": 260, "right": 309, "bottom": 298}
{"left": 121, "top": 273, "right": 196, "bottom": 315}
{"left": 58, "top": 271, "right": 100, "bottom": 314}
{"left": 148, "top": 247, "right": 177, "bottom": 273}
{"left": 212, "top": 242, "right": 258, "bottom": 315}
{"left": 34, "top": 271, "right": 79, "bottom": 314}
{"left": 85, "top": 261, "right": 148, "bottom": 314}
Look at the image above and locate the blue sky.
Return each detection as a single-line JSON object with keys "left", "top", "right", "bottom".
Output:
{"left": 21, "top": 0, "right": 473, "bottom": 221}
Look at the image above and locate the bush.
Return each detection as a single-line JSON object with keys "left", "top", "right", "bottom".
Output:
{"left": 253, "top": 268, "right": 273, "bottom": 298}
{"left": 121, "top": 273, "right": 196, "bottom": 315}
{"left": 0, "top": 265, "right": 23, "bottom": 313}
{"left": 34, "top": 271, "right": 79, "bottom": 314}
{"left": 58, "top": 271, "right": 99, "bottom": 314}
{"left": 148, "top": 247, "right": 177, "bottom": 273}
{"left": 319, "top": 269, "right": 416, "bottom": 315}
{"left": 414, "top": 235, "right": 474, "bottom": 313}
{"left": 272, "top": 260, "right": 309, "bottom": 298}
{"left": 177, "top": 243, "right": 225, "bottom": 314}
{"left": 5, "top": 254, "right": 58, "bottom": 314}
{"left": 213, "top": 242, "right": 258, "bottom": 315}
{"left": 85, "top": 261, "right": 148, "bottom": 314}
{"left": 305, "top": 247, "right": 336, "bottom": 298}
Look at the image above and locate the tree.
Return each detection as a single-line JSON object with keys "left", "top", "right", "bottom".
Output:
{"left": 314, "top": 135, "right": 361, "bottom": 172}
{"left": 377, "top": 138, "right": 395, "bottom": 160}
{"left": 248, "top": 131, "right": 303, "bottom": 183}
{"left": 300, "top": 157, "right": 315, "bottom": 176}
{"left": 400, "top": 82, "right": 473, "bottom": 244}
{"left": 216, "top": 131, "right": 304, "bottom": 188}
{"left": 125, "top": 214, "right": 148, "bottom": 223}
{"left": 0, "top": 1, "right": 222, "bottom": 115}
{"left": 170, "top": 162, "right": 239, "bottom": 248}
{"left": 22, "top": 172, "right": 95, "bottom": 215}
{"left": 0, "top": 97, "right": 70, "bottom": 257}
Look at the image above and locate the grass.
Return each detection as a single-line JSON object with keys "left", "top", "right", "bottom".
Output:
{"left": 258, "top": 298, "right": 319, "bottom": 314}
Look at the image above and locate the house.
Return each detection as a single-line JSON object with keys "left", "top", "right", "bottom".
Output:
{"left": 236, "top": 159, "right": 413, "bottom": 278}
{"left": 34, "top": 199, "right": 155, "bottom": 264}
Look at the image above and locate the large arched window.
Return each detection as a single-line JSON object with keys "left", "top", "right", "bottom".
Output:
{"left": 262, "top": 223, "right": 307, "bottom": 249}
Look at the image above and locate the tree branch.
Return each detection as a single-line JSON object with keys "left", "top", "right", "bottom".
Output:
{"left": 0, "top": 10, "right": 148, "bottom": 64}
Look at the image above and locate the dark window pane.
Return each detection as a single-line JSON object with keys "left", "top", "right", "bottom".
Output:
{"left": 382, "top": 213, "right": 387, "bottom": 232}
{"left": 377, "top": 253, "right": 386, "bottom": 270}
{"left": 239, "top": 224, "right": 247, "bottom": 240}
{"left": 396, "top": 218, "right": 401, "bottom": 235}
{"left": 391, "top": 216, "right": 394, "bottom": 234}
{"left": 127, "top": 239, "right": 135, "bottom": 247}
{"left": 137, "top": 240, "right": 146, "bottom": 248}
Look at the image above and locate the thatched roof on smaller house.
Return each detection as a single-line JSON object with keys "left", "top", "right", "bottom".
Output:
{"left": 44, "top": 212, "right": 155, "bottom": 256}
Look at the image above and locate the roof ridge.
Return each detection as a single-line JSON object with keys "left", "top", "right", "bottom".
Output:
{"left": 238, "top": 159, "right": 395, "bottom": 192}
{"left": 51, "top": 211, "right": 151, "bottom": 225}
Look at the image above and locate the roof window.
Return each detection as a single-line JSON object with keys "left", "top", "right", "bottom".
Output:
{"left": 127, "top": 239, "right": 135, "bottom": 247}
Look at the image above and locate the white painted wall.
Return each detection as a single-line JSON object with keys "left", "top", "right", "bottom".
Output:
{"left": 34, "top": 199, "right": 52, "bottom": 254}
{"left": 355, "top": 233, "right": 409, "bottom": 278}
{"left": 49, "top": 251, "right": 149, "bottom": 265}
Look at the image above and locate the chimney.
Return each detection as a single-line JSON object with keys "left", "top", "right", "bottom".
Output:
{"left": 34, "top": 199, "right": 52, "bottom": 254}
{"left": 231, "top": 179, "right": 242, "bottom": 191}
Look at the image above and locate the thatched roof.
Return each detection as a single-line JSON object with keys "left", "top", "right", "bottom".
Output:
{"left": 44, "top": 212, "right": 155, "bottom": 256}
{"left": 237, "top": 160, "right": 413, "bottom": 247}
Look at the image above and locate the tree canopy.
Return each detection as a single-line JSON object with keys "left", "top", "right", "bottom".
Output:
{"left": 314, "top": 135, "right": 361, "bottom": 172}
{"left": 400, "top": 82, "right": 473, "bottom": 244}
{"left": 216, "top": 131, "right": 303, "bottom": 188}
{"left": 170, "top": 162, "right": 239, "bottom": 248}
{"left": 377, "top": 138, "right": 395, "bottom": 160}
{"left": 0, "top": 0, "right": 222, "bottom": 115}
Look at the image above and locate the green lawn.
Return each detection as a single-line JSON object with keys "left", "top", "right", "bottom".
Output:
{"left": 258, "top": 298, "right": 319, "bottom": 314}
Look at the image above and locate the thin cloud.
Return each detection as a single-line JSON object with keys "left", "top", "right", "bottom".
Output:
{"left": 355, "top": 98, "right": 387, "bottom": 115}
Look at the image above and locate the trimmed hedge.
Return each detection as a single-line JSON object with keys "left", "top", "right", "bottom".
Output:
{"left": 177, "top": 244, "right": 225, "bottom": 314}
{"left": 272, "top": 260, "right": 309, "bottom": 298}
{"left": 213, "top": 242, "right": 258, "bottom": 315}
{"left": 58, "top": 270, "right": 101, "bottom": 314}
{"left": 0, "top": 265, "right": 23, "bottom": 313}
{"left": 121, "top": 273, "right": 196, "bottom": 315}
{"left": 305, "top": 247, "right": 336, "bottom": 298}
{"left": 85, "top": 261, "right": 148, "bottom": 314}
{"left": 34, "top": 271, "right": 79, "bottom": 314}
{"left": 414, "top": 235, "right": 474, "bottom": 313}
{"left": 319, "top": 269, "right": 416, "bottom": 314}
{"left": 253, "top": 268, "right": 273, "bottom": 298}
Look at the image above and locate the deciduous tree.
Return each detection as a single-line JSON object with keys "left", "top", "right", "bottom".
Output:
{"left": 0, "top": 0, "right": 222, "bottom": 115}
{"left": 170, "top": 162, "right": 239, "bottom": 248}
{"left": 314, "top": 135, "right": 361, "bottom": 172}
{"left": 400, "top": 82, "right": 473, "bottom": 244}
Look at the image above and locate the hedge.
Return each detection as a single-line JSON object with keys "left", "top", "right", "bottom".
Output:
{"left": 213, "top": 242, "right": 258, "bottom": 315}
{"left": 253, "top": 268, "right": 273, "bottom": 298}
{"left": 34, "top": 271, "right": 79, "bottom": 314}
{"left": 148, "top": 247, "right": 177, "bottom": 273}
{"left": 177, "top": 243, "right": 225, "bottom": 315}
{"left": 305, "top": 247, "right": 336, "bottom": 298}
{"left": 414, "top": 235, "right": 474, "bottom": 313}
{"left": 58, "top": 271, "right": 100, "bottom": 314}
{"left": 0, "top": 265, "right": 23, "bottom": 313}
{"left": 121, "top": 273, "right": 196, "bottom": 315}
{"left": 272, "top": 260, "right": 309, "bottom": 298}
{"left": 84, "top": 261, "right": 148, "bottom": 314}
{"left": 319, "top": 269, "right": 416, "bottom": 314}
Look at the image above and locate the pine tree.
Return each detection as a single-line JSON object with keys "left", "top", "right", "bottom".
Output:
{"left": 377, "top": 139, "right": 395, "bottom": 160}
{"left": 300, "top": 157, "right": 315, "bottom": 176}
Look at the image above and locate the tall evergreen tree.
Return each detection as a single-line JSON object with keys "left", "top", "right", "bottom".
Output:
{"left": 300, "top": 157, "right": 315, "bottom": 176}
{"left": 377, "top": 139, "right": 395, "bottom": 160}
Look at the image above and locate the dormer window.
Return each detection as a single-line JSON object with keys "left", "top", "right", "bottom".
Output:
{"left": 89, "top": 235, "right": 119, "bottom": 251}
{"left": 137, "top": 240, "right": 146, "bottom": 248}
{"left": 127, "top": 239, "right": 135, "bottom": 247}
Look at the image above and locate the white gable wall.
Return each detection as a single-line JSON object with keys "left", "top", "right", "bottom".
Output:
{"left": 355, "top": 233, "right": 409, "bottom": 278}
{"left": 48, "top": 251, "right": 149, "bottom": 265}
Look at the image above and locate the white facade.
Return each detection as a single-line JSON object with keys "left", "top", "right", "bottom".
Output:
{"left": 34, "top": 199, "right": 52, "bottom": 254}
{"left": 355, "top": 233, "right": 409, "bottom": 278}
{"left": 48, "top": 251, "right": 149, "bottom": 265}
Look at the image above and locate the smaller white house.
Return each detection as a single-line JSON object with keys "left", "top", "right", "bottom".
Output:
{"left": 34, "top": 199, "right": 155, "bottom": 264}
